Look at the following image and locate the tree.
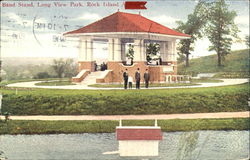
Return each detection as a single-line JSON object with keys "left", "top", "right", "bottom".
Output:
{"left": 177, "top": 52, "right": 186, "bottom": 64}
{"left": 64, "top": 59, "right": 77, "bottom": 77}
{"left": 206, "top": 0, "right": 239, "bottom": 67}
{"left": 146, "top": 43, "right": 160, "bottom": 63}
{"left": 52, "top": 58, "right": 75, "bottom": 78}
{"left": 245, "top": 35, "right": 250, "bottom": 48}
{"left": 176, "top": 0, "right": 210, "bottom": 67}
{"left": 0, "top": 60, "right": 2, "bottom": 82}
{"left": 126, "top": 44, "right": 134, "bottom": 65}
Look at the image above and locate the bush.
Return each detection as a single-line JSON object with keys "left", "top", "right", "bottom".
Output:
{"left": 34, "top": 72, "right": 51, "bottom": 79}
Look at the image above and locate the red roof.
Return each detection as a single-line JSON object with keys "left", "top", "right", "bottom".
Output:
{"left": 116, "top": 127, "right": 163, "bottom": 140}
{"left": 64, "top": 12, "right": 190, "bottom": 37}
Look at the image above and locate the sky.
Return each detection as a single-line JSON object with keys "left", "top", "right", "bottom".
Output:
{"left": 0, "top": 0, "right": 249, "bottom": 59}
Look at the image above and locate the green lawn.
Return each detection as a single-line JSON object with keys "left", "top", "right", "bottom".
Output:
{"left": 1, "top": 83, "right": 248, "bottom": 115}
{"left": 89, "top": 82, "right": 199, "bottom": 88}
{"left": 89, "top": 78, "right": 222, "bottom": 88}
{"left": 0, "top": 118, "right": 248, "bottom": 134}
{"left": 178, "top": 49, "right": 249, "bottom": 78}
{"left": 190, "top": 78, "right": 223, "bottom": 83}
{"left": 0, "top": 78, "right": 70, "bottom": 87}
{"left": 35, "top": 80, "right": 76, "bottom": 86}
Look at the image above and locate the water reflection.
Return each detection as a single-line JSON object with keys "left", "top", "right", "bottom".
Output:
{"left": 176, "top": 132, "right": 200, "bottom": 160}
{"left": 0, "top": 131, "right": 249, "bottom": 160}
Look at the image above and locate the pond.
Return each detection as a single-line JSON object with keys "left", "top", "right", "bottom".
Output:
{"left": 0, "top": 130, "right": 249, "bottom": 160}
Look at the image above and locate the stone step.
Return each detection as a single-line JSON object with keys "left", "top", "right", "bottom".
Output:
{"left": 81, "top": 71, "right": 104, "bottom": 85}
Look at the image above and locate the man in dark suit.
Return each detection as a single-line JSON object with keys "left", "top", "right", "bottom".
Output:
{"left": 144, "top": 69, "right": 150, "bottom": 88}
{"left": 123, "top": 69, "right": 128, "bottom": 89}
{"left": 135, "top": 68, "right": 141, "bottom": 89}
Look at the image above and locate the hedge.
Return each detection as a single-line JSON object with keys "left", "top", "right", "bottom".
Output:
{"left": 1, "top": 84, "right": 249, "bottom": 115}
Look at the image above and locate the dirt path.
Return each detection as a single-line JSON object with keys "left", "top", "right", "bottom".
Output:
{"left": 1, "top": 111, "right": 249, "bottom": 121}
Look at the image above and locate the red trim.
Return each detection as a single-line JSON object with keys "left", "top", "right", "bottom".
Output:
{"left": 125, "top": 1, "right": 147, "bottom": 9}
{"left": 116, "top": 128, "right": 163, "bottom": 140}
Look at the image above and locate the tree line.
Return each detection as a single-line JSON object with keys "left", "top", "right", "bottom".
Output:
{"left": 35, "top": 58, "right": 77, "bottom": 79}
{"left": 176, "top": 0, "right": 248, "bottom": 67}
{"left": 1, "top": 58, "right": 77, "bottom": 81}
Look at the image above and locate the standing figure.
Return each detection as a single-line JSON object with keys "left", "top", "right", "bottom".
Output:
{"left": 159, "top": 57, "right": 162, "bottom": 65}
{"left": 94, "top": 62, "right": 97, "bottom": 71}
{"left": 128, "top": 76, "right": 133, "bottom": 89}
{"left": 144, "top": 69, "right": 150, "bottom": 88}
{"left": 135, "top": 68, "right": 141, "bottom": 89}
{"left": 123, "top": 69, "right": 128, "bottom": 89}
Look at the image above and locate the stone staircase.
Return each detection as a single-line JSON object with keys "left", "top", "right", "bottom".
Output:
{"left": 81, "top": 71, "right": 103, "bottom": 85}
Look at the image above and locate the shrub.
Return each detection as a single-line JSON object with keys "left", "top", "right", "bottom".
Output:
{"left": 34, "top": 72, "right": 51, "bottom": 79}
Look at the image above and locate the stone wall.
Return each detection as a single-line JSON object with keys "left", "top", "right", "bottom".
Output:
{"left": 75, "top": 61, "right": 178, "bottom": 83}
{"left": 78, "top": 61, "right": 95, "bottom": 72}
{"left": 106, "top": 61, "right": 177, "bottom": 83}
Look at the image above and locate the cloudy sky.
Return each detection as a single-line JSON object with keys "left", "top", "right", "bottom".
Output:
{"left": 0, "top": 0, "right": 249, "bottom": 59}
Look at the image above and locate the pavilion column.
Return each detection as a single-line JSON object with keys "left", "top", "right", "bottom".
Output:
{"left": 160, "top": 42, "right": 166, "bottom": 63}
{"left": 142, "top": 42, "right": 147, "bottom": 61}
{"left": 167, "top": 41, "right": 174, "bottom": 62}
{"left": 168, "top": 40, "right": 177, "bottom": 62}
{"left": 79, "top": 38, "right": 87, "bottom": 61}
{"left": 86, "top": 38, "right": 93, "bottom": 61}
{"left": 172, "top": 40, "right": 177, "bottom": 61}
{"left": 77, "top": 37, "right": 95, "bottom": 72}
{"left": 108, "top": 38, "right": 114, "bottom": 61}
{"left": 134, "top": 39, "right": 146, "bottom": 62}
{"left": 121, "top": 43, "right": 126, "bottom": 62}
{"left": 166, "top": 40, "right": 177, "bottom": 74}
{"left": 114, "top": 38, "right": 122, "bottom": 61}
{"left": 108, "top": 38, "right": 122, "bottom": 62}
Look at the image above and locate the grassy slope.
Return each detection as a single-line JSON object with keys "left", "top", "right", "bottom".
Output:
{"left": 0, "top": 118, "right": 249, "bottom": 134}
{"left": 178, "top": 49, "right": 249, "bottom": 76}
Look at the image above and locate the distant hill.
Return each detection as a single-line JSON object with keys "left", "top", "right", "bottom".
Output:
{"left": 178, "top": 49, "right": 249, "bottom": 78}
{"left": 2, "top": 57, "right": 77, "bottom": 66}
{"left": 1, "top": 57, "right": 78, "bottom": 80}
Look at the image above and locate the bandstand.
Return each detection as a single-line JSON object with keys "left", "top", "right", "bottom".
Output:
{"left": 64, "top": 11, "right": 190, "bottom": 83}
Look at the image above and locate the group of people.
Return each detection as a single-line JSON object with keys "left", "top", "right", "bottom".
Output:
{"left": 94, "top": 62, "right": 107, "bottom": 71}
{"left": 123, "top": 68, "right": 150, "bottom": 89}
